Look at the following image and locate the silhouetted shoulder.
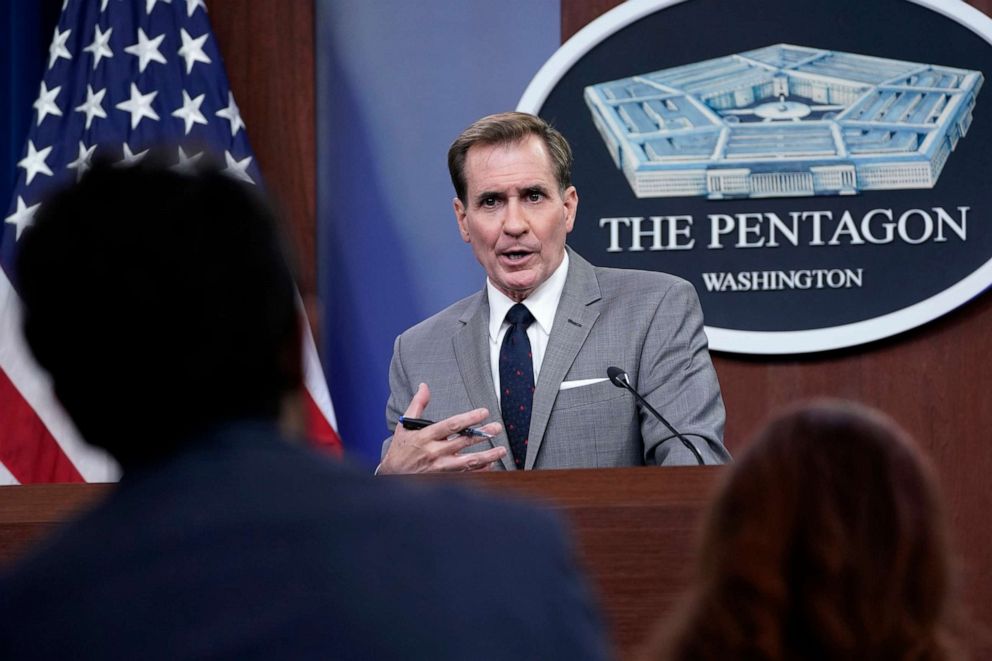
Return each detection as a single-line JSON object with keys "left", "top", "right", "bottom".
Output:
{"left": 0, "top": 424, "right": 608, "bottom": 661}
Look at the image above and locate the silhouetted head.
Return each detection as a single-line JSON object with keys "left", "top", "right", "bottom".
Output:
{"left": 648, "top": 399, "right": 959, "bottom": 660}
{"left": 17, "top": 157, "right": 302, "bottom": 468}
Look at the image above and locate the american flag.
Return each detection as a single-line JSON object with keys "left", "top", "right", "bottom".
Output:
{"left": 1, "top": 0, "right": 341, "bottom": 484}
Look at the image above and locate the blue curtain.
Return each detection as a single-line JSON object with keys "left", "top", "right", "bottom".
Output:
{"left": 1, "top": 1, "right": 60, "bottom": 210}
{"left": 315, "top": 0, "right": 560, "bottom": 465}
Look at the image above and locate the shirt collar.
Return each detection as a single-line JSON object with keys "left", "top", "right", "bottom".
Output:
{"left": 487, "top": 251, "right": 569, "bottom": 341}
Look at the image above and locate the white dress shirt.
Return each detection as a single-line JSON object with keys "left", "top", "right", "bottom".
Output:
{"left": 486, "top": 252, "right": 569, "bottom": 404}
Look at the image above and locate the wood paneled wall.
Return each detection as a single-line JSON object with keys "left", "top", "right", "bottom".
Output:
{"left": 208, "top": 0, "right": 318, "bottom": 313}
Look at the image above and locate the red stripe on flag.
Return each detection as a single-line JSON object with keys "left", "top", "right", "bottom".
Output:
{"left": 0, "top": 369, "right": 84, "bottom": 484}
{"left": 304, "top": 389, "right": 343, "bottom": 456}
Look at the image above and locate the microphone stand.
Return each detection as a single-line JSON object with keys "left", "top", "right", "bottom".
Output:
{"left": 608, "top": 367, "right": 705, "bottom": 466}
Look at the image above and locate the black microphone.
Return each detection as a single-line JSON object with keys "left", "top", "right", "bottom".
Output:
{"left": 607, "top": 366, "right": 705, "bottom": 466}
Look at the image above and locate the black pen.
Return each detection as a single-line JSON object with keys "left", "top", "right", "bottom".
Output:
{"left": 398, "top": 416, "right": 494, "bottom": 439}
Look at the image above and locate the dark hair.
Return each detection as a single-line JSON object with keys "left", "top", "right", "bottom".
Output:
{"left": 447, "top": 111, "right": 573, "bottom": 203}
{"left": 17, "top": 157, "right": 302, "bottom": 466}
{"left": 646, "top": 399, "right": 961, "bottom": 661}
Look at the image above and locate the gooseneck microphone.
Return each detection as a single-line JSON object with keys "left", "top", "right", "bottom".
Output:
{"left": 607, "top": 366, "right": 705, "bottom": 466}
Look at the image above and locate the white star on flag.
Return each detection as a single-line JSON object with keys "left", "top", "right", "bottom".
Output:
{"left": 48, "top": 27, "right": 72, "bottom": 69}
{"left": 67, "top": 141, "right": 98, "bottom": 181}
{"left": 172, "top": 91, "right": 208, "bottom": 134}
{"left": 4, "top": 197, "right": 42, "bottom": 240}
{"left": 185, "top": 0, "right": 206, "bottom": 16}
{"left": 83, "top": 24, "right": 114, "bottom": 69}
{"left": 115, "top": 83, "right": 160, "bottom": 129}
{"left": 75, "top": 85, "right": 108, "bottom": 129}
{"left": 18, "top": 141, "right": 54, "bottom": 185}
{"left": 124, "top": 28, "right": 167, "bottom": 73}
{"left": 215, "top": 92, "right": 245, "bottom": 137}
{"left": 173, "top": 146, "right": 204, "bottom": 174}
{"left": 119, "top": 143, "right": 150, "bottom": 167}
{"left": 177, "top": 28, "right": 211, "bottom": 74}
{"left": 33, "top": 82, "right": 63, "bottom": 126}
{"left": 223, "top": 150, "right": 254, "bottom": 183}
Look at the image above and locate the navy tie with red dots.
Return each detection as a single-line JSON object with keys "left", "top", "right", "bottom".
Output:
{"left": 500, "top": 303, "right": 536, "bottom": 470}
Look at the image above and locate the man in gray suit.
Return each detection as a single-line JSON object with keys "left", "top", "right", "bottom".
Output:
{"left": 380, "top": 112, "right": 730, "bottom": 473}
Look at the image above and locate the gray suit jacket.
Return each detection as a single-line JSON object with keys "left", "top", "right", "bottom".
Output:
{"left": 384, "top": 248, "right": 729, "bottom": 469}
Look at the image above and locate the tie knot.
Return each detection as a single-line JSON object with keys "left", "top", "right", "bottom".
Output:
{"left": 505, "top": 303, "right": 535, "bottom": 328}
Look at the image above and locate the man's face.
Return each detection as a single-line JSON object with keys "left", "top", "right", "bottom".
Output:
{"left": 454, "top": 135, "right": 578, "bottom": 303}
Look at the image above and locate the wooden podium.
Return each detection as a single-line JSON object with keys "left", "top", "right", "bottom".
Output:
{"left": 0, "top": 467, "right": 723, "bottom": 658}
{"left": 426, "top": 467, "right": 723, "bottom": 655}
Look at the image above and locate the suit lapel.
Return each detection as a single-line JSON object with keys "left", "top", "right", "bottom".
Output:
{"left": 452, "top": 290, "right": 515, "bottom": 471}
{"left": 525, "top": 249, "right": 601, "bottom": 469}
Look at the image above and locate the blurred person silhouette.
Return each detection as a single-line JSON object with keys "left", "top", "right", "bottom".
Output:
{"left": 643, "top": 399, "right": 962, "bottom": 661}
{"left": 0, "top": 158, "right": 608, "bottom": 661}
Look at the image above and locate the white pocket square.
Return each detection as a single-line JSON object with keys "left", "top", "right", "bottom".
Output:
{"left": 559, "top": 377, "right": 609, "bottom": 391}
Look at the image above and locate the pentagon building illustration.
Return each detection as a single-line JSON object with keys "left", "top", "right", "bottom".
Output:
{"left": 584, "top": 44, "right": 983, "bottom": 199}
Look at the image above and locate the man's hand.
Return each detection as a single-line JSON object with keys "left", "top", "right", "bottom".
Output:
{"left": 379, "top": 383, "right": 506, "bottom": 474}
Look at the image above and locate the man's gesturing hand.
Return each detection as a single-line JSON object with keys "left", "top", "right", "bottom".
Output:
{"left": 379, "top": 383, "right": 505, "bottom": 474}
